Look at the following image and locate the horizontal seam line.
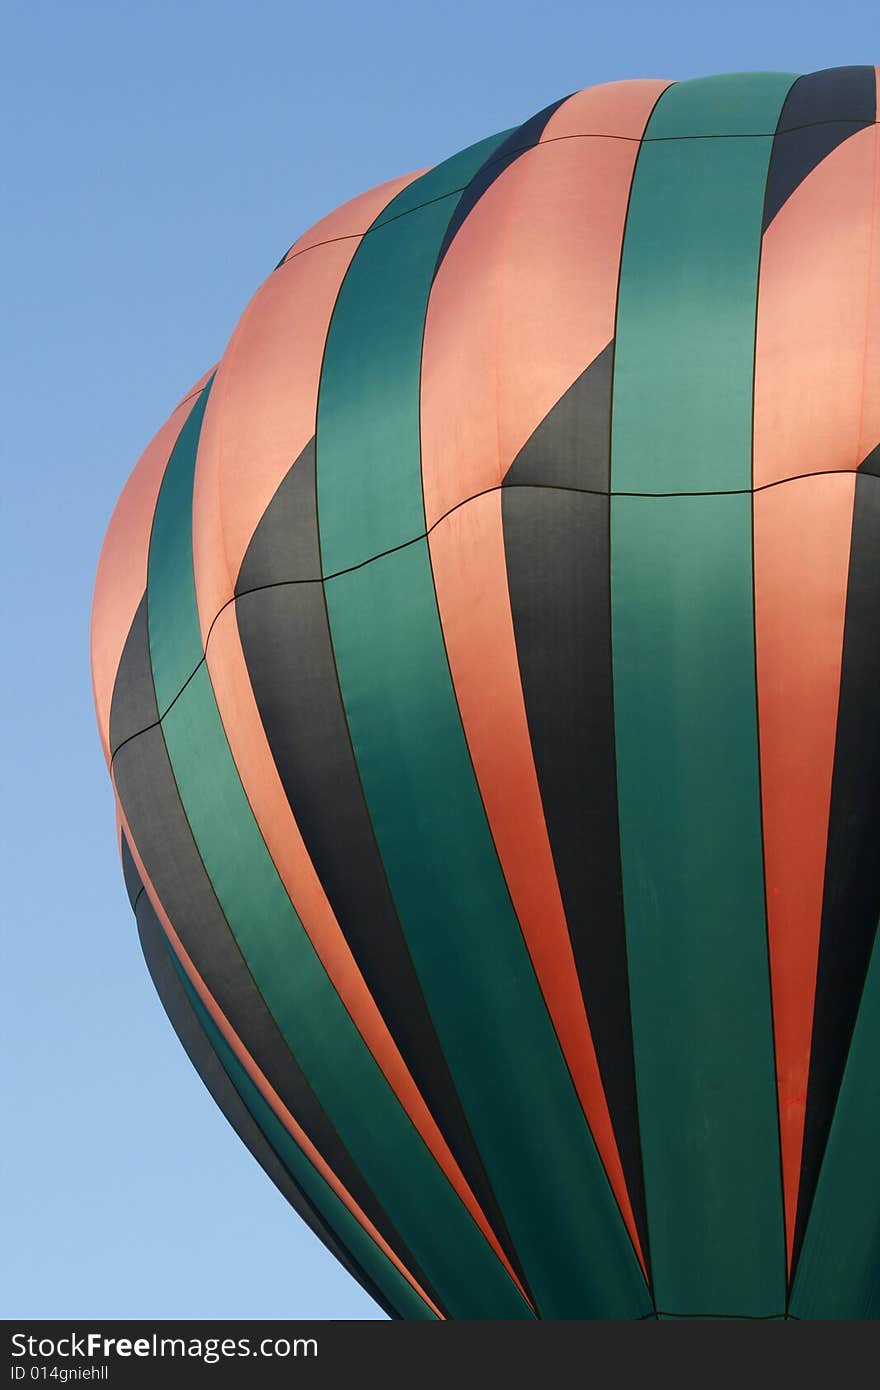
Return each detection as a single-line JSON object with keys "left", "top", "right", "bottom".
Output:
{"left": 109, "top": 466, "right": 873, "bottom": 763}
{"left": 111, "top": 657, "right": 207, "bottom": 764}
{"left": 275, "top": 118, "right": 880, "bottom": 267}
{"left": 642, "top": 117, "right": 878, "bottom": 141}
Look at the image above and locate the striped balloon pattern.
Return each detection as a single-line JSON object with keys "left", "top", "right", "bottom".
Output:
{"left": 91, "top": 67, "right": 880, "bottom": 1319}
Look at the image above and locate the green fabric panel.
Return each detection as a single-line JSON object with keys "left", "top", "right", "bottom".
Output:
{"left": 645, "top": 70, "right": 798, "bottom": 137}
{"left": 317, "top": 139, "right": 650, "bottom": 1316}
{"left": 323, "top": 543, "right": 651, "bottom": 1318}
{"left": 612, "top": 72, "right": 795, "bottom": 493}
{"left": 147, "top": 379, "right": 213, "bottom": 714}
{"left": 146, "top": 395, "right": 532, "bottom": 1322}
{"left": 162, "top": 932, "right": 438, "bottom": 1321}
{"left": 316, "top": 133, "right": 510, "bottom": 575}
{"left": 610, "top": 493, "right": 785, "bottom": 1313}
{"left": 156, "top": 675, "right": 531, "bottom": 1321}
{"left": 790, "top": 923, "right": 880, "bottom": 1320}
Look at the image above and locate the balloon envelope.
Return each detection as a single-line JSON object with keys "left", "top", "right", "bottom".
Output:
{"left": 92, "top": 66, "right": 880, "bottom": 1319}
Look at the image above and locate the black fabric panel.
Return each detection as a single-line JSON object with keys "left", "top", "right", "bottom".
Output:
{"left": 109, "top": 593, "right": 157, "bottom": 757}
{"left": 236, "top": 440, "right": 320, "bottom": 592}
{"left": 859, "top": 443, "right": 880, "bottom": 477}
{"left": 131, "top": 859, "right": 399, "bottom": 1319}
{"left": 762, "top": 66, "right": 876, "bottom": 230}
{"left": 434, "top": 97, "right": 568, "bottom": 274}
{"left": 109, "top": 607, "right": 443, "bottom": 1313}
{"left": 775, "top": 64, "right": 876, "bottom": 131}
{"left": 235, "top": 531, "right": 530, "bottom": 1294}
{"left": 501, "top": 485, "right": 649, "bottom": 1272}
{"left": 503, "top": 342, "right": 614, "bottom": 493}
{"left": 793, "top": 472, "right": 880, "bottom": 1269}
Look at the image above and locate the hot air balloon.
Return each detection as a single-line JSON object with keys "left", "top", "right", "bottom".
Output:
{"left": 91, "top": 66, "right": 880, "bottom": 1320}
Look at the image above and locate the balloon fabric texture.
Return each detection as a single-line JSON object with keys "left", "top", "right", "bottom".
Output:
{"left": 91, "top": 67, "right": 880, "bottom": 1320}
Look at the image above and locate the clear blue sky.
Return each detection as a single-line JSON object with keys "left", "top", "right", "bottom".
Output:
{"left": 2, "top": 0, "right": 875, "bottom": 1320}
